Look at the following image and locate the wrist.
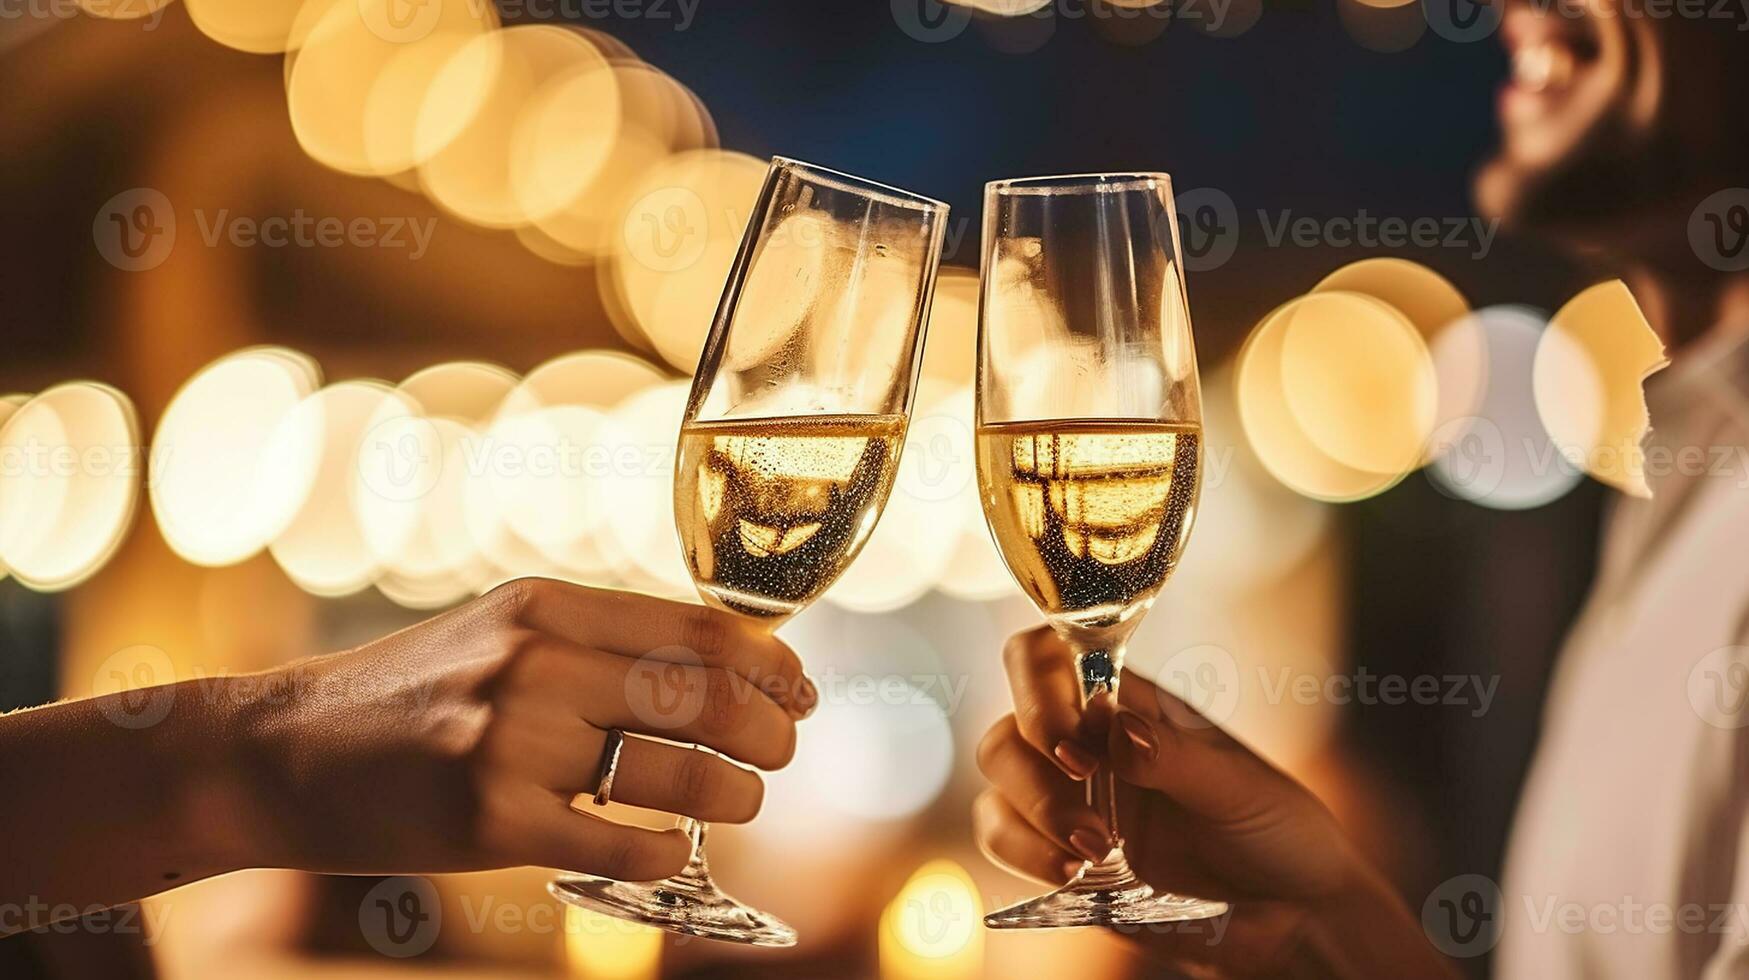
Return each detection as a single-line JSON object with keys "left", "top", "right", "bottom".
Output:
{"left": 196, "top": 666, "right": 311, "bottom": 872}
{"left": 1292, "top": 867, "right": 1458, "bottom": 980}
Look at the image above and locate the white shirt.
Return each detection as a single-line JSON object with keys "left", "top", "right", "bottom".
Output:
{"left": 1498, "top": 329, "right": 1749, "bottom": 978}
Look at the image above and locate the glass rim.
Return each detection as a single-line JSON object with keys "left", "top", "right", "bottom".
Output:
{"left": 770, "top": 156, "right": 949, "bottom": 212}
{"left": 984, "top": 172, "right": 1174, "bottom": 196}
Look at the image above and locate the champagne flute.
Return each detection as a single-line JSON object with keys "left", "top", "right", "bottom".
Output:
{"left": 975, "top": 173, "right": 1227, "bottom": 929}
{"left": 551, "top": 157, "right": 948, "bottom": 946}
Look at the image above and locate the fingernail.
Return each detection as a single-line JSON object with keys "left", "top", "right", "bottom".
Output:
{"left": 795, "top": 676, "right": 819, "bottom": 718}
{"left": 1069, "top": 828, "right": 1110, "bottom": 864}
{"left": 1116, "top": 711, "right": 1158, "bottom": 761}
{"left": 1053, "top": 740, "right": 1098, "bottom": 779}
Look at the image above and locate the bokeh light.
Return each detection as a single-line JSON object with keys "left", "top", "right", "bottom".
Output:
{"left": 0, "top": 383, "right": 141, "bottom": 591}
{"left": 524, "top": 63, "right": 718, "bottom": 261}
{"left": 1534, "top": 280, "right": 1668, "bottom": 498}
{"left": 287, "top": 0, "right": 500, "bottom": 177}
{"left": 1237, "top": 292, "right": 1436, "bottom": 502}
{"left": 606, "top": 149, "right": 768, "bottom": 370}
{"left": 564, "top": 907, "right": 661, "bottom": 980}
{"left": 359, "top": 361, "right": 517, "bottom": 608}
{"left": 478, "top": 351, "right": 666, "bottom": 579}
{"left": 1427, "top": 306, "right": 1585, "bottom": 509}
{"left": 596, "top": 381, "right": 694, "bottom": 595}
{"left": 418, "top": 26, "right": 611, "bottom": 228}
{"left": 879, "top": 860, "right": 984, "bottom": 980}
{"left": 265, "top": 380, "right": 400, "bottom": 595}
{"left": 186, "top": 0, "right": 341, "bottom": 54}
{"left": 1181, "top": 366, "right": 1331, "bottom": 590}
{"left": 151, "top": 348, "right": 322, "bottom": 567}
{"left": 1313, "top": 257, "right": 1470, "bottom": 341}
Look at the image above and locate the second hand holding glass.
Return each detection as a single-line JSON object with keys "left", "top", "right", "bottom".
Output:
{"left": 975, "top": 173, "right": 1227, "bottom": 929}
{"left": 550, "top": 157, "right": 948, "bottom": 946}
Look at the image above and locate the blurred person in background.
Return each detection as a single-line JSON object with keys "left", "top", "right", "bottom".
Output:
{"left": 976, "top": 5, "right": 1749, "bottom": 978}
{"left": 0, "top": 580, "right": 812, "bottom": 936}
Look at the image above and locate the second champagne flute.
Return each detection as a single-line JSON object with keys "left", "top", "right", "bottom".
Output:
{"left": 550, "top": 157, "right": 948, "bottom": 946}
{"left": 975, "top": 172, "right": 1228, "bottom": 928}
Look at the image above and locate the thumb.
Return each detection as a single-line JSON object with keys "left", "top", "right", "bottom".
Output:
{"left": 1106, "top": 678, "right": 1294, "bottom": 822}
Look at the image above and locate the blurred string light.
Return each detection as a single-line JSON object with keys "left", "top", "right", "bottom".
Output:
{"left": 287, "top": 0, "right": 501, "bottom": 178}
{"left": 605, "top": 149, "right": 768, "bottom": 370}
{"left": 563, "top": 907, "right": 661, "bottom": 980}
{"left": 879, "top": 860, "right": 984, "bottom": 980}
{"left": 595, "top": 381, "right": 694, "bottom": 596}
{"left": 185, "top": 0, "right": 340, "bottom": 54}
{"left": 0, "top": 383, "right": 141, "bottom": 591}
{"left": 524, "top": 64, "right": 719, "bottom": 265}
{"left": 150, "top": 347, "right": 322, "bottom": 567}
{"left": 356, "top": 361, "right": 517, "bottom": 609}
{"left": 1534, "top": 280, "right": 1668, "bottom": 498}
{"left": 265, "top": 380, "right": 403, "bottom": 595}
{"left": 478, "top": 351, "right": 666, "bottom": 581}
{"left": 418, "top": 26, "right": 611, "bottom": 228}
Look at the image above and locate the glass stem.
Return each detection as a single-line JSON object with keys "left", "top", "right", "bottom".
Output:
{"left": 1074, "top": 642, "right": 1134, "bottom": 887}
{"left": 676, "top": 817, "right": 711, "bottom": 876}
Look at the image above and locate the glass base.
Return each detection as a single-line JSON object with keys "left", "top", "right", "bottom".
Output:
{"left": 984, "top": 848, "right": 1229, "bottom": 929}
{"left": 548, "top": 853, "right": 797, "bottom": 948}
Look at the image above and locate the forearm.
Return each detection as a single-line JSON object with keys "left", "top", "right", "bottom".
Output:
{"left": 0, "top": 678, "right": 275, "bottom": 933}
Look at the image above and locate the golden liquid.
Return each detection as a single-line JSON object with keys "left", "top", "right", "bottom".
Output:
{"left": 977, "top": 419, "right": 1201, "bottom": 635}
{"left": 675, "top": 414, "right": 906, "bottom": 620}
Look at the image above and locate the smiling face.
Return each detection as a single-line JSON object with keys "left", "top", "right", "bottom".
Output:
{"left": 1474, "top": 2, "right": 1749, "bottom": 255}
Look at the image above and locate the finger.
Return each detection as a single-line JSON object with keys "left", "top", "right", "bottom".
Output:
{"left": 1111, "top": 784, "right": 1241, "bottom": 904}
{"left": 972, "top": 790, "right": 1080, "bottom": 887}
{"left": 1001, "top": 626, "right": 1099, "bottom": 780}
{"left": 1107, "top": 669, "right": 1295, "bottom": 822}
{"left": 497, "top": 578, "right": 815, "bottom": 717}
{"left": 503, "top": 784, "right": 692, "bottom": 881}
{"left": 547, "top": 645, "right": 797, "bottom": 770}
{"left": 976, "top": 716, "right": 1108, "bottom": 863}
{"left": 571, "top": 730, "right": 765, "bottom": 824}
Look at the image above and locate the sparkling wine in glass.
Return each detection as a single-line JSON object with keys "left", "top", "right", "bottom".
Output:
{"left": 551, "top": 156, "right": 947, "bottom": 945}
{"left": 975, "top": 172, "right": 1227, "bottom": 929}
